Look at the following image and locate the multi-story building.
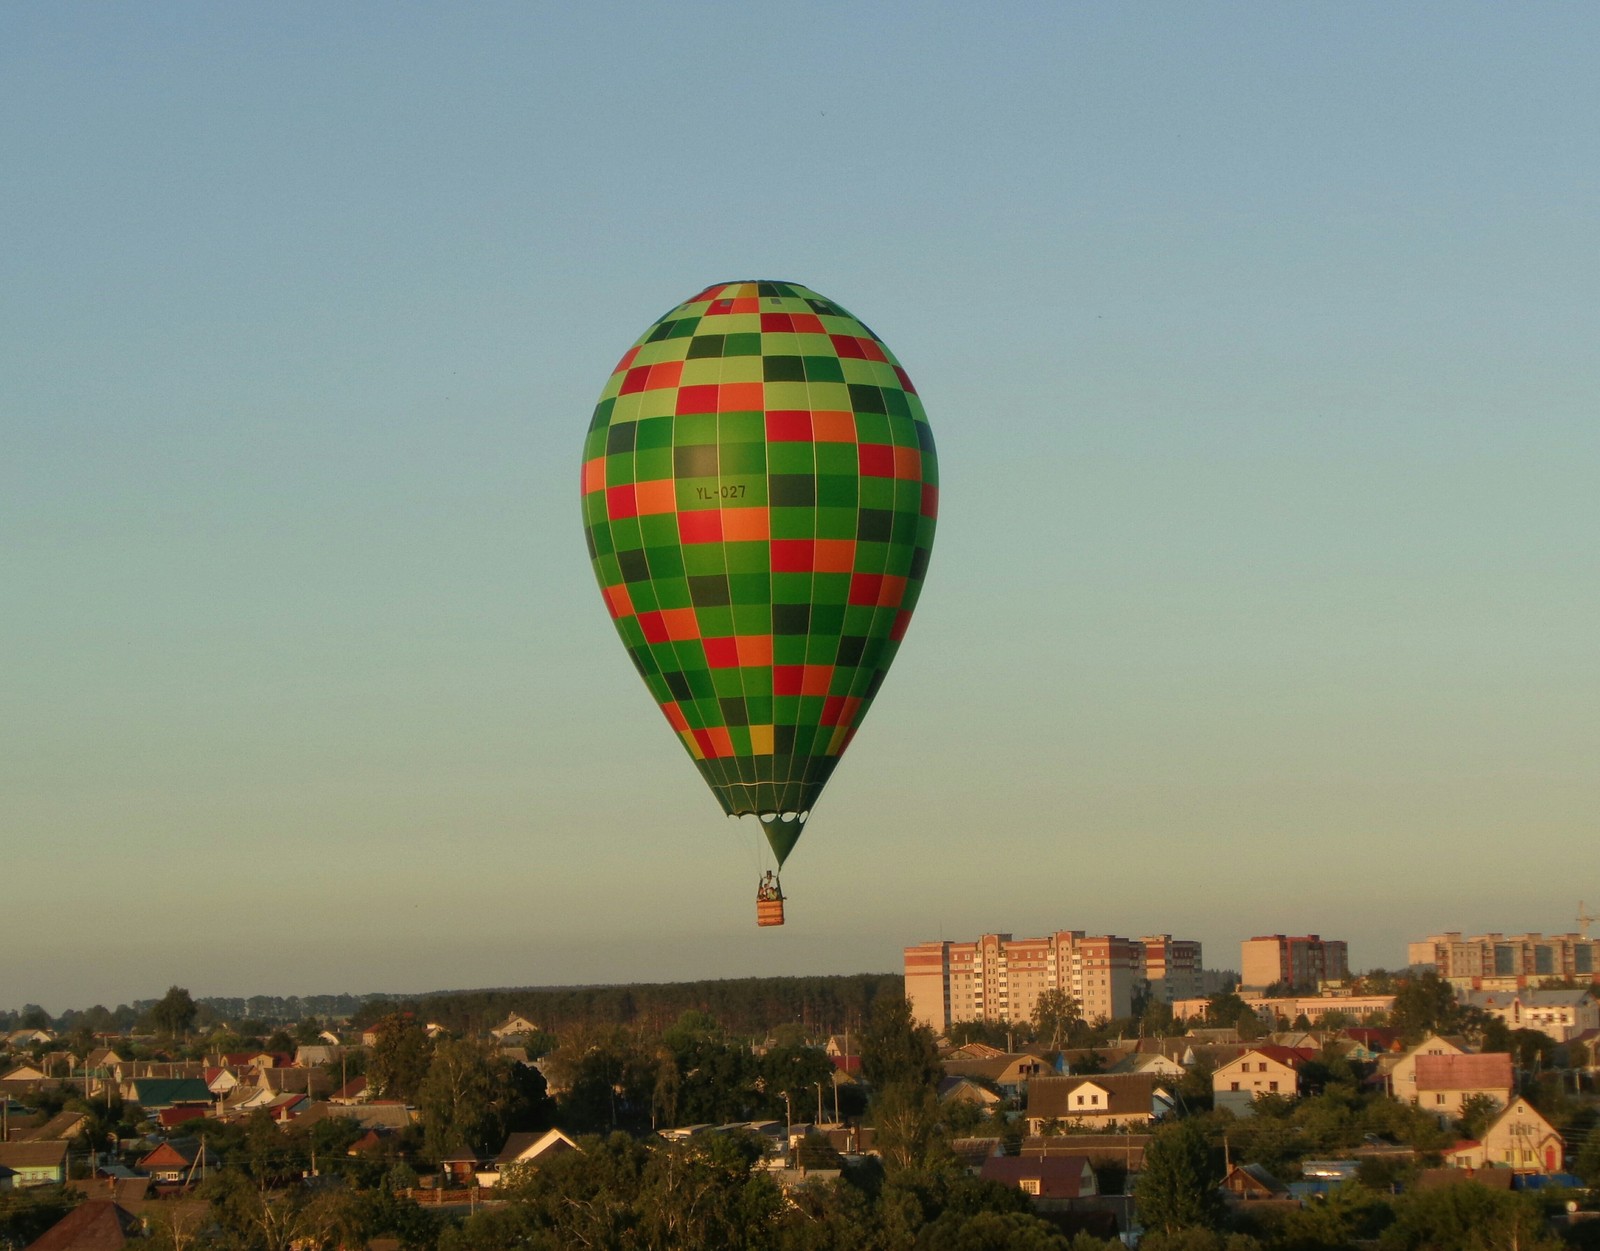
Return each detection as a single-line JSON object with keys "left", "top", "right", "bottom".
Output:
{"left": 1240, "top": 935, "right": 1349, "bottom": 990}
{"left": 1142, "top": 935, "right": 1205, "bottom": 1003}
{"left": 1407, "top": 932, "right": 1600, "bottom": 988}
{"left": 904, "top": 931, "right": 1199, "bottom": 1033}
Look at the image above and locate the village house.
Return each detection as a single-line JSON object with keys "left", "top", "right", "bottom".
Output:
{"left": 1024, "top": 1074, "right": 1173, "bottom": 1133}
{"left": 1445, "top": 1099, "right": 1564, "bottom": 1174}
{"left": 979, "top": 1154, "right": 1097, "bottom": 1201}
{"left": 1221, "top": 1163, "right": 1291, "bottom": 1202}
{"left": 490, "top": 1014, "right": 540, "bottom": 1041}
{"left": 1411, "top": 1052, "right": 1513, "bottom": 1128}
{"left": 487, "top": 1128, "right": 581, "bottom": 1187}
{"left": 0, "top": 1141, "right": 69, "bottom": 1187}
{"left": 1386, "top": 1033, "right": 1468, "bottom": 1103}
{"left": 941, "top": 1051, "right": 1053, "bottom": 1100}
{"left": 1212, "top": 1046, "right": 1312, "bottom": 1115}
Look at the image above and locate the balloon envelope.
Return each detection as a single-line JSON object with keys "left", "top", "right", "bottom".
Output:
{"left": 581, "top": 281, "right": 937, "bottom": 865}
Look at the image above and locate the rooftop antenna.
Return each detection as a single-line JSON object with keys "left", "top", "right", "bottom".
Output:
{"left": 1579, "top": 903, "right": 1595, "bottom": 940}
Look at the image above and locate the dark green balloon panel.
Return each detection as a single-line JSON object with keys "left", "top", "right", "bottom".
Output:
{"left": 581, "top": 281, "right": 937, "bottom": 864}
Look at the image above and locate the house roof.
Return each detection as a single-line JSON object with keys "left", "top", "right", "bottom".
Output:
{"left": 979, "top": 1155, "right": 1090, "bottom": 1198}
{"left": 129, "top": 1078, "right": 212, "bottom": 1108}
{"left": 0, "top": 1140, "right": 69, "bottom": 1170}
{"left": 1019, "top": 1133, "right": 1151, "bottom": 1168}
{"left": 1414, "top": 1053, "right": 1513, "bottom": 1093}
{"left": 1237, "top": 1045, "right": 1315, "bottom": 1069}
{"left": 156, "top": 1107, "right": 210, "bottom": 1131}
{"left": 495, "top": 1128, "right": 579, "bottom": 1166}
{"left": 1415, "top": 1167, "right": 1515, "bottom": 1191}
{"left": 1025, "top": 1074, "right": 1166, "bottom": 1121}
{"left": 1224, "top": 1163, "right": 1288, "bottom": 1195}
{"left": 943, "top": 1053, "right": 1051, "bottom": 1084}
{"left": 20, "top": 1111, "right": 89, "bottom": 1142}
{"left": 19, "top": 1199, "right": 139, "bottom": 1250}
{"left": 66, "top": 1178, "right": 152, "bottom": 1207}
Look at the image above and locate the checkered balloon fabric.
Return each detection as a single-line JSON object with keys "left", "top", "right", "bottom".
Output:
{"left": 581, "top": 281, "right": 937, "bottom": 865}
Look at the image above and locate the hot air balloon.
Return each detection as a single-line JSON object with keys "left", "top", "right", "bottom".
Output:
{"left": 580, "top": 281, "right": 937, "bottom": 925}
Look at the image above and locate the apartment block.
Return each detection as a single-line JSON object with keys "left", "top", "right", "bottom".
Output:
{"left": 904, "top": 931, "right": 1200, "bottom": 1033}
{"left": 1240, "top": 935, "right": 1349, "bottom": 990}
{"left": 1407, "top": 931, "right": 1600, "bottom": 987}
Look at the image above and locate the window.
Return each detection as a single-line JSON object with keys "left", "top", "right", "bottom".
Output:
{"left": 1230, "top": 1082, "right": 1240, "bottom": 1091}
{"left": 1435, "top": 1094, "right": 1446, "bottom": 1105}
{"left": 1269, "top": 1081, "right": 1279, "bottom": 1092}
{"left": 1020, "top": 1179, "right": 1040, "bottom": 1195}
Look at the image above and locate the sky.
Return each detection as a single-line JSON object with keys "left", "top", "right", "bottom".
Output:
{"left": 5, "top": 3, "right": 1598, "bottom": 1014}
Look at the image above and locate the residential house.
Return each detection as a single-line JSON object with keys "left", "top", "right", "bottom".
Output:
{"left": 489, "top": 1128, "right": 580, "bottom": 1186}
{"left": 17, "top": 1111, "right": 89, "bottom": 1142}
{"left": 331, "top": 1075, "right": 370, "bottom": 1104}
{"left": 941, "top": 1052, "right": 1052, "bottom": 1100}
{"left": 1416, "top": 1166, "right": 1515, "bottom": 1190}
{"left": 1221, "top": 1163, "right": 1290, "bottom": 1201}
{"left": 1020, "top": 1134, "right": 1150, "bottom": 1174}
{"left": 256, "top": 1067, "right": 332, "bottom": 1099}
{"left": 979, "top": 1154, "right": 1096, "bottom": 1201}
{"left": 295, "top": 1045, "right": 342, "bottom": 1068}
{"left": 1386, "top": 1033, "right": 1468, "bottom": 1104}
{"left": 126, "top": 1078, "right": 214, "bottom": 1112}
{"left": 204, "top": 1067, "right": 239, "bottom": 1097}
{"left": 137, "top": 1138, "right": 219, "bottom": 1185}
{"left": 292, "top": 1101, "right": 415, "bottom": 1133}
{"left": 1469, "top": 1100, "right": 1564, "bottom": 1174}
{"left": 1107, "top": 1051, "right": 1185, "bottom": 1080}
{"left": 5, "top": 1030, "right": 53, "bottom": 1048}
{"left": 1212, "top": 1046, "right": 1313, "bottom": 1115}
{"left": 1024, "top": 1074, "right": 1173, "bottom": 1133}
{"left": 1410, "top": 1053, "right": 1513, "bottom": 1128}
{"left": 490, "top": 1014, "right": 540, "bottom": 1041}
{"left": 0, "top": 1140, "right": 68, "bottom": 1186}
{"left": 937, "top": 1076, "right": 1001, "bottom": 1108}
{"left": 1462, "top": 988, "right": 1600, "bottom": 1044}
{"left": 16, "top": 1198, "right": 140, "bottom": 1249}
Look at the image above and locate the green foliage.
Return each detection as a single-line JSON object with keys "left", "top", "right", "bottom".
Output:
{"left": 1137, "top": 1118, "right": 1224, "bottom": 1235}
{"left": 418, "top": 1037, "right": 551, "bottom": 1163}
{"left": 860, "top": 996, "right": 941, "bottom": 1093}
{"left": 1378, "top": 1182, "right": 1564, "bottom": 1251}
{"left": 1031, "top": 989, "right": 1081, "bottom": 1052}
{"left": 871, "top": 1081, "right": 952, "bottom": 1175}
{"left": 1457, "top": 1091, "right": 1500, "bottom": 1140}
{"left": 147, "top": 985, "right": 198, "bottom": 1039}
{"left": 367, "top": 1013, "right": 434, "bottom": 1102}
{"left": 0, "top": 1186, "right": 81, "bottom": 1249}
{"left": 1388, "top": 972, "right": 1459, "bottom": 1043}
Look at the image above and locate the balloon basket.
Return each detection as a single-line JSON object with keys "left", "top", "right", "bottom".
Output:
{"left": 757, "top": 897, "right": 786, "bottom": 927}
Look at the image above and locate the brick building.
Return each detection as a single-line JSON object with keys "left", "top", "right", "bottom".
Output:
{"left": 904, "top": 931, "right": 1200, "bottom": 1032}
{"left": 1240, "top": 935, "right": 1349, "bottom": 990}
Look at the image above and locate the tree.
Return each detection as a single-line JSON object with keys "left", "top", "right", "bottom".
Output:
{"left": 18, "top": 1004, "right": 51, "bottom": 1031}
{"left": 1457, "top": 1091, "right": 1500, "bottom": 1140}
{"left": 418, "top": 1038, "right": 508, "bottom": 1162}
{"left": 1031, "top": 990, "right": 1080, "bottom": 1051}
{"left": 1388, "top": 972, "right": 1458, "bottom": 1042}
{"left": 1136, "top": 1119, "right": 1223, "bottom": 1235}
{"left": 148, "top": 986, "right": 197, "bottom": 1039}
{"left": 368, "top": 1013, "right": 434, "bottom": 1102}
{"left": 860, "top": 996, "right": 941, "bottom": 1092}
{"left": 873, "top": 1081, "right": 952, "bottom": 1174}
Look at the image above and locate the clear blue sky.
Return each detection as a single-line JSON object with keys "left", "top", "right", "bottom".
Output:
{"left": 5, "top": 3, "right": 1597, "bottom": 1013}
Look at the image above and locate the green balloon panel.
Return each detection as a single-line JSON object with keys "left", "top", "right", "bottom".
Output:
{"left": 581, "top": 281, "right": 937, "bottom": 853}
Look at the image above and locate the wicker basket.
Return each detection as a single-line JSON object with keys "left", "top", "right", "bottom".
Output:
{"left": 756, "top": 897, "right": 786, "bottom": 927}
